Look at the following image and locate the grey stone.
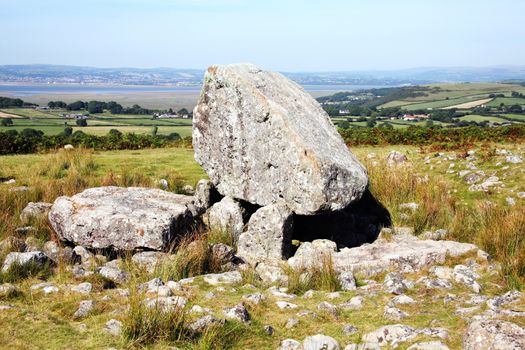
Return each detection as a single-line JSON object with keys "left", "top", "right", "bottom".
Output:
{"left": 338, "top": 271, "right": 357, "bottom": 291}
{"left": 1, "top": 251, "right": 51, "bottom": 272}
{"left": 0, "top": 283, "right": 17, "bottom": 297}
{"left": 506, "top": 155, "right": 523, "bottom": 164}
{"left": 265, "top": 325, "right": 275, "bottom": 335}
{"left": 277, "top": 339, "right": 302, "bottom": 350}
{"left": 71, "top": 282, "right": 92, "bottom": 294}
{"left": 285, "top": 318, "right": 299, "bottom": 329}
{"left": 145, "top": 296, "right": 187, "bottom": 312}
{"left": 486, "top": 290, "right": 523, "bottom": 310}
{"left": 384, "top": 306, "right": 409, "bottom": 320}
{"left": 406, "top": 342, "right": 449, "bottom": 350}
{"left": 49, "top": 186, "right": 195, "bottom": 251}
{"left": 342, "top": 324, "right": 359, "bottom": 336}
{"left": 224, "top": 303, "right": 250, "bottom": 323}
{"left": 386, "top": 151, "right": 408, "bottom": 165}
{"left": 209, "top": 243, "right": 235, "bottom": 263}
{"left": 104, "top": 319, "right": 122, "bottom": 336}
{"left": 73, "top": 300, "right": 96, "bottom": 319}
{"left": 383, "top": 272, "right": 412, "bottom": 295}
{"left": 243, "top": 293, "right": 265, "bottom": 305}
{"left": 208, "top": 196, "right": 245, "bottom": 238}
{"left": 132, "top": 251, "right": 167, "bottom": 273}
{"left": 276, "top": 301, "right": 298, "bottom": 310}
{"left": 237, "top": 203, "right": 293, "bottom": 265}
{"left": 0, "top": 236, "right": 26, "bottom": 253}
{"left": 453, "top": 265, "right": 481, "bottom": 293}
{"left": 338, "top": 296, "right": 363, "bottom": 310}
{"left": 20, "top": 202, "right": 52, "bottom": 222}
{"left": 317, "top": 301, "right": 338, "bottom": 316}
{"left": 256, "top": 263, "right": 288, "bottom": 284}
{"left": 463, "top": 320, "right": 525, "bottom": 350}
{"left": 193, "top": 64, "right": 367, "bottom": 215}
{"left": 188, "top": 315, "right": 225, "bottom": 333}
{"left": 203, "top": 271, "right": 242, "bottom": 286}
{"left": 421, "top": 229, "right": 448, "bottom": 241}
{"left": 303, "top": 334, "right": 340, "bottom": 350}
{"left": 195, "top": 179, "right": 218, "bottom": 212}
{"left": 98, "top": 265, "right": 128, "bottom": 284}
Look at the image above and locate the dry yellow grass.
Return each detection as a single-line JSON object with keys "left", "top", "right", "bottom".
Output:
{"left": 442, "top": 97, "right": 493, "bottom": 109}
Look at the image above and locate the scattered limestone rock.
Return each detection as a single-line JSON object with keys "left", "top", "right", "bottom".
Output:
{"left": 188, "top": 315, "right": 225, "bottom": 333}
{"left": 505, "top": 155, "right": 523, "bottom": 164}
{"left": 277, "top": 339, "right": 302, "bottom": 350}
{"left": 383, "top": 272, "right": 413, "bottom": 295}
{"left": 224, "top": 303, "right": 250, "bottom": 323}
{"left": 386, "top": 151, "right": 408, "bottom": 166}
{"left": 243, "top": 293, "right": 265, "bottom": 305}
{"left": 317, "top": 301, "right": 338, "bottom": 316}
{"left": 342, "top": 324, "right": 359, "bottom": 336}
{"left": 453, "top": 265, "right": 481, "bottom": 293}
{"left": 30, "top": 282, "right": 59, "bottom": 294}
{"left": 421, "top": 229, "right": 448, "bottom": 241}
{"left": 1, "top": 251, "right": 51, "bottom": 272}
{"left": 145, "top": 296, "right": 187, "bottom": 312}
{"left": 463, "top": 320, "right": 525, "bottom": 350}
{"left": 339, "top": 296, "right": 363, "bottom": 310}
{"left": 256, "top": 263, "right": 288, "bottom": 284}
{"left": 104, "top": 319, "right": 122, "bottom": 336}
{"left": 285, "top": 318, "right": 299, "bottom": 329}
{"left": 383, "top": 306, "right": 409, "bottom": 320}
{"left": 406, "top": 341, "right": 449, "bottom": 350}
{"left": 338, "top": 271, "right": 357, "bottom": 291}
{"left": 49, "top": 186, "right": 195, "bottom": 251}
{"left": 132, "top": 251, "right": 167, "bottom": 273}
{"left": 193, "top": 63, "right": 367, "bottom": 215}
{"left": 98, "top": 265, "right": 128, "bottom": 284}
{"left": 203, "top": 271, "right": 242, "bottom": 286}
{"left": 303, "top": 334, "right": 340, "bottom": 350}
{"left": 276, "top": 301, "right": 298, "bottom": 310}
{"left": 0, "top": 283, "right": 17, "bottom": 297}
{"left": 71, "top": 282, "right": 92, "bottom": 294}
{"left": 73, "top": 300, "right": 96, "bottom": 319}
{"left": 20, "top": 202, "right": 52, "bottom": 222}
{"left": 237, "top": 203, "right": 293, "bottom": 265}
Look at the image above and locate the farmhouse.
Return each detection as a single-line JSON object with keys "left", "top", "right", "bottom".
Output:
{"left": 402, "top": 113, "right": 430, "bottom": 121}
{"left": 64, "top": 114, "right": 89, "bottom": 120}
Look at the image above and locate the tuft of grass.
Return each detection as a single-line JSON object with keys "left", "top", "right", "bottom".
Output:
{"left": 207, "top": 228, "right": 237, "bottom": 248}
{"left": 122, "top": 291, "right": 186, "bottom": 346}
{"left": 0, "top": 260, "right": 52, "bottom": 283}
{"left": 285, "top": 255, "right": 341, "bottom": 295}
{"left": 450, "top": 202, "right": 525, "bottom": 290}
{"left": 195, "top": 322, "right": 245, "bottom": 350}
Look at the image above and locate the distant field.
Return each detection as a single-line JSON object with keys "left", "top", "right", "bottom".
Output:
{"left": 442, "top": 98, "right": 493, "bottom": 110}
{"left": 458, "top": 114, "right": 509, "bottom": 123}
{"left": 0, "top": 107, "right": 194, "bottom": 137}
{"left": 486, "top": 97, "right": 525, "bottom": 107}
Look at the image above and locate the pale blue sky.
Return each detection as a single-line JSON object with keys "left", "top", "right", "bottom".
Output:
{"left": 1, "top": 0, "right": 524, "bottom": 71}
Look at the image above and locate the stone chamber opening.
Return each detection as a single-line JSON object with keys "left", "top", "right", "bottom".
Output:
{"left": 291, "top": 189, "right": 392, "bottom": 250}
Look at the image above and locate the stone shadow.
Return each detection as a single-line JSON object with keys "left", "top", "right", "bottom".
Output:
{"left": 291, "top": 188, "right": 392, "bottom": 249}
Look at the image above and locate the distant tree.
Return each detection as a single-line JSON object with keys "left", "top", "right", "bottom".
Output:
{"left": 1, "top": 118, "right": 13, "bottom": 126}
{"left": 0, "top": 97, "right": 24, "bottom": 108}
{"left": 63, "top": 126, "right": 73, "bottom": 136}
{"left": 21, "top": 128, "right": 44, "bottom": 138}
{"left": 167, "top": 132, "right": 181, "bottom": 140}
{"left": 168, "top": 108, "right": 173, "bottom": 114}
{"left": 48, "top": 101, "right": 67, "bottom": 108}
{"left": 67, "top": 101, "right": 86, "bottom": 111}
{"left": 108, "top": 129, "right": 122, "bottom": 136}
{"left": 76, "top": 119, "right": 88, "bottom": 127}
{"left": 366, "top": 118, "right": 377, "bottom": 128}
{"left": 106, "top": 101, "right": 123, "bottom": 114}
{"left": 379, "top": 122, "right": 394, "bottom": 129}
{"left": 177, "top": 108, "right": 189, "bottom": 116}
{"left": 509, "top": 104, "right": 523, "bottom": 113}
{"left": 338, "top": 121, "right": 350, "bottom": 129}
{"left": 151, "top": 126, "right": 158, "bottom": 136}
{"left": 425, "top": 120, "right": 434, "bottom": 127}
{"left": 87, "top": 101, "right": 106, "bottom": 114}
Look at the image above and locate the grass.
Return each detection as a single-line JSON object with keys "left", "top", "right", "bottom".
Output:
{"left": 1, "top": 142, "right": 525, "bottom": 348}
{"left": 0, "top": 260, "right": 52, "bottom": 284}
{"left": 285, "top": 254, "right": 341, "bottom": 295}
{"left": 122, "top": 290, "right": 186, "bottom": 347}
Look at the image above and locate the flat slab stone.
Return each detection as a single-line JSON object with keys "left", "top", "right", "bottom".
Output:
{"left": 289, "top": 235, "right": 478, "bottom": 276}
{"left": 49, "top": 186, "right": 195, "bottom": 251}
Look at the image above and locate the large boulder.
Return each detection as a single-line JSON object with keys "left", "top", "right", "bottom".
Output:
{"left": 193, "top": 64, "right": 368, "bottom": 215}
{"left": 48, "top": 187, "right": 195, "bottom": 251}
{"left": 237, "top": 203, "right": 294, "bottom": 265}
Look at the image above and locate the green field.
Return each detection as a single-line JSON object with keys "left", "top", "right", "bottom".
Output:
{"left": 486, "top": 97, "right": 525, "bottom": 107}
{"left": 458, "top": 114, "right": 510, "bottom": 123}
{"left": 0, "top": 107, "right": 193, "bottom": 137}
{"left": 378, "top": 83, "right": 525, "bottom": 110}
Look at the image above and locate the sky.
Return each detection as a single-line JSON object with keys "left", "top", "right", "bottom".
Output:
{"left": 1, "top": 0, "right": 524, "bottom": 72}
